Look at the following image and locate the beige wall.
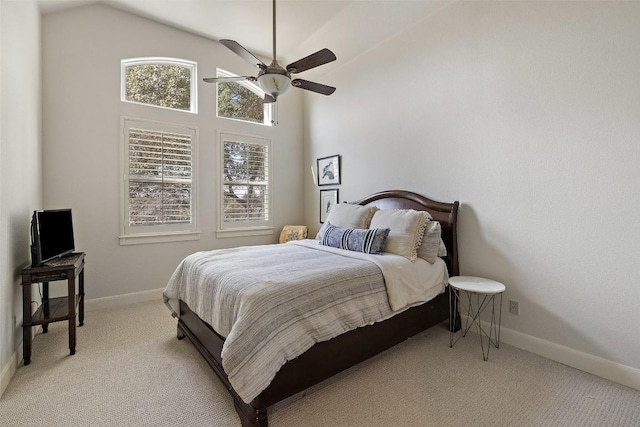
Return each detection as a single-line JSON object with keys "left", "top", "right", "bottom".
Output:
{"left": 0, "top": 0, "right": 42, "bottom": 393}
{"left": 304, "top": 1, "right": 640, "bottom": 375}
{"left": 41, "top": 4, "right": 304, "bottom": 300}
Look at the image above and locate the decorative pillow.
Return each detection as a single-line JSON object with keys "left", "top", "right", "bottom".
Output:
{"left": 369, "top": 209, "right": 431, "bottom": 261}
{"left": 316, "top": 203, "right": 378, "bottom": 240}
{"left": 320, "top": 222, "right": 390, "bottom": 254}
{"left": 438, "top": 238, "right": 447, "bottom": 257}
{"left": 417, "top": 221, "right": 442, "bottom": 263}
{"left": 279, "top": 225, "right": 308, "bottom": 243}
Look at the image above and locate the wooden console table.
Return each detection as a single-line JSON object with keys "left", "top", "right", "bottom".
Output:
{"left": 21, "top": 252, "right": 85, "bottom": 365}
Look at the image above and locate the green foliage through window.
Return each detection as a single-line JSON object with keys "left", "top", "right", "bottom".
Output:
{"left": 124, "top": 60, "right": 193, "bottom": 111}
{"left": 218, "top": 82, "right": 265, "bottom": 124}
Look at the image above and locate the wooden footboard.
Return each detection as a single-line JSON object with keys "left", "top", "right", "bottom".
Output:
{"left": 176, "top": 313, "right": 267, "bottom": 426}
{"left": 178, "top": 288, "right": 459, "bottom": 427}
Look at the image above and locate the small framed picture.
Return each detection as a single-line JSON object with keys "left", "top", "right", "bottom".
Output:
{"left": 317, "top": 155, "right": 341, "bottom": 186}
{"left": 320, "top": 189, "right": 339, "bottom": 223}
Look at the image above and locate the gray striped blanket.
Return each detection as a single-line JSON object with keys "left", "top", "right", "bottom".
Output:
{"left": 163, "top": 240, "right": 446, "bottom": 403}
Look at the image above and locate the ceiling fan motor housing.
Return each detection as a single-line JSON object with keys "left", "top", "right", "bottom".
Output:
{"left": 257, "top": 60, "right": 291, "bottom": 98}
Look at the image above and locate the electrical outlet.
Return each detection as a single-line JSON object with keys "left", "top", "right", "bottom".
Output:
{"left": 509, "top": 300, "right": 520, "bottom": 315}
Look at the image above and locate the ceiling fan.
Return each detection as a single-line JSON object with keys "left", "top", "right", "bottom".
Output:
{"left": 203, "top": 0, "right": 337, "bottom": 103}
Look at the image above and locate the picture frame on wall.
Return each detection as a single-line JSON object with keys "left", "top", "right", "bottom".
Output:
{"left": 317, "top": 155, "right": 341, "bottom": 186}
{"left": 320, "top": 189, "right": 339, "bottom": 223}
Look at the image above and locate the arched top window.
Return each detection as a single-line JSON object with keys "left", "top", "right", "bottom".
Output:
{"left": 216, "top": 69, "right": 275, "bottom": 126}
{"left": 121, "top": 58, "right": 197, "bottom": 113}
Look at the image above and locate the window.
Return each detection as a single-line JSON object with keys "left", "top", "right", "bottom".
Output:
{"left": 218, "top": 132, "right": 272, "bottom": 237}
{"left": 121, "top": 58, "right": 197, "bottom": 113}
{"left": 120, "top": 118, "right": 199, "bottom": 244}
{"left": 216, "top": 69, "right": 275, "bottom": 126}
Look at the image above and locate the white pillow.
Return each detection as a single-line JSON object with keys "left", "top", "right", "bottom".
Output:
{"left": 438, "top": 238, "right": 447, "bottom": 257}
{"left": 369, "top": 209, "right": 431, "bottom": 261}
{"left": 316, "top": 203, "right": 378, "bottom": 240}
{"left": 417, "top": 221, "right": 442, "bottom": 264}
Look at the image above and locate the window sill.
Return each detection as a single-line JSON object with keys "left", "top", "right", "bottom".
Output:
{"left": 119, "top": 231, "right": 201, "bottom": 245}
{"left": 216, "top": 226, "right": 274, "bottom": 239}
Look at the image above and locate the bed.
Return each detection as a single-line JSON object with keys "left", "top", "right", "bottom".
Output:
{"left": 165, "top": 190, "right": 460, "bottom": 426}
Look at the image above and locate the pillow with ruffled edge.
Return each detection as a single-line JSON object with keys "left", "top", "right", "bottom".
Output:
{"left": 316, "top": 203, "right": 378, "bottom": 240}
{"left": 369, "top": 209, "right": 431, "bottom": 261}
{"left": 320, "top": 222, "right": 390, "bottom": 254}
{"left": 417, "top": 220, "right": 442, "bottom": 264}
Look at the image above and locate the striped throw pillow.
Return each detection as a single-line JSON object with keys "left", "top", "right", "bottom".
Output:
{"left": 321, "top": 222, "right": 390, "bottom": 254}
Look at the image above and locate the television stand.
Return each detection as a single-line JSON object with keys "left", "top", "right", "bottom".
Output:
{"left": 20, "top": 252, "right": 85, "bottom": 365}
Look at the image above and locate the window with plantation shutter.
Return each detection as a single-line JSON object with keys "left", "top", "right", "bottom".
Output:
{"left": 218, "top": 132, "right": 273, "bottom": 237}
{"left": 120, "top": 118, "right": 199, "bottom": 244}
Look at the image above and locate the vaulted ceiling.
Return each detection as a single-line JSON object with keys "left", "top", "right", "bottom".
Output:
{"left": 38, "top": 0, "right": 452, "bottom": 73}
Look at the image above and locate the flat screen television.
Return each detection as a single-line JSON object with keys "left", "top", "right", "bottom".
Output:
{"left": 31, "top": 209, "right": 75, "bottom": 266}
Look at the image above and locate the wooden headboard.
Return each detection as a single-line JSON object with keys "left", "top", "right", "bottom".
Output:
{"left": 354, "top": 190, "right": 459, "bottom": 276}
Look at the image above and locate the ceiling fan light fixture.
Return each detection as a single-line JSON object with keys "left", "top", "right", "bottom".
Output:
{"left": 257, "top": 72, "right": 291, "bottom": 98}
{"left": 202, "top": 0, "right": 336, "bottom": 102}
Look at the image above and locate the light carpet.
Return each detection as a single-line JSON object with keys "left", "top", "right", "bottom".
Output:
{"left": 1, "top": 300, "right": 639, "bottom": 426}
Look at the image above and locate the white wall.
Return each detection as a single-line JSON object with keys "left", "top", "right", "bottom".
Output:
{"left": 0, "top": 0, "right": 42, "bottom": 394}
{"left": 42, "top": 4, "right": 304, "bottom": 300}
{"left": 304, "top": 1, "right": 640, "bottom": 374}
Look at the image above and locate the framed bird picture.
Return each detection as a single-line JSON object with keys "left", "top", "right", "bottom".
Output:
{"left": 320, "top": 189, "right": 339, "bottom": 223}
{"left": 317, "top": 155, "right": 341, "bottom": 186}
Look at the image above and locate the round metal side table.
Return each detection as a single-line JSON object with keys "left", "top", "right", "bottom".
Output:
{"left": 449, "top": 276, "right": 505, "bottom": 361}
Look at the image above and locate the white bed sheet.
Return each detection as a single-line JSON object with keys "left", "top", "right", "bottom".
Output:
{"left": 292, "top": 239, "right": 448, "bottom": 311}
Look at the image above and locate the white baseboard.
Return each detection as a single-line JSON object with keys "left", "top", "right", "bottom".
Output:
{"left": 500, "top": 325, "right": 640, "bottom": 391}
{"left": 0, "top": 351, "right": 18, "bottom": 399}
{"left": 84, "top": 288, "right": 164, "bottom": 312}
{"left": 463, "top": 316, "right": 640, "bottom": 391}
{"left": 7, "top": 295, "right": 638, "bottom": 397}
{"left": 1, "top": 322, "right": 42, "bottom": 398}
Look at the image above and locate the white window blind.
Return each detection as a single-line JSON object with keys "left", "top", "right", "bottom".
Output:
{"left": 223, "top": 140, "right": 269, "bottom": 222}
{"left": 120, "top": 117, "right": 199, "bottom": 245}
{"left": 219, "top": 132, "right": 272, "bottom": 236}
{"left": 128, "top": 127, "right": 192, "bottom": 225}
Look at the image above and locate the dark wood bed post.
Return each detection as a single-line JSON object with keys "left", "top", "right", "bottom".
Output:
{"left": 176, "top": 319, "right": 268, "bottom": 426}
{"left": 173, "top": 190, "right": 460, "bottom": 427}
{"left": 447, "top": 200, "right": 461, "bottom": 332}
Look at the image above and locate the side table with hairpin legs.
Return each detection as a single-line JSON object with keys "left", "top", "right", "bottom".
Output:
{"left": 448, "top": 276, "right": 505, "bottom": 361}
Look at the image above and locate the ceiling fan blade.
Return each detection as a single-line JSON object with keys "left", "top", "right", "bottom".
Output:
{"left": 220, "top": 39, "right": 267, "bottom": 69}
{"left": 263, "top": 94, "right": 277, "bottom": 104}
{"left": 291, "top": 79, "right": 336, "bottom": 96}
{"left": 203, "top": 76, "right": 256, "bottom": 83}
{"left": 286, "top": 48, "right": 336, "bottom": 74}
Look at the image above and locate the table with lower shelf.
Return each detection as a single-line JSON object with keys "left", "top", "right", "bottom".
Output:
{"left": 448, "top": 275, "right": 505, "bottom": 361}
{"left": 21, "top": 252, "right": 85, "bottom": 365}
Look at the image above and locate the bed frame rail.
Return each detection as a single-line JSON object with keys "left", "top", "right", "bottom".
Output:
{"left": 174, "top": 190, "right": 460, "bottom": 427}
